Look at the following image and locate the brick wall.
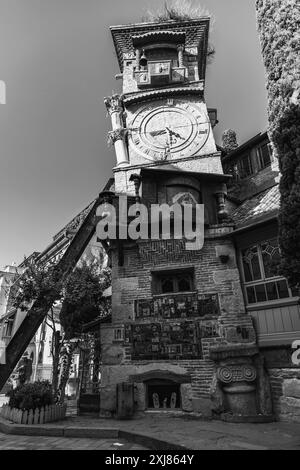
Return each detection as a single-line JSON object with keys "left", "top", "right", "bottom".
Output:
{"left": 99, "top": 228, "right": 257, "bottom": 416}
{"left": 111, "top": 234, "right": 246, "bottom": 324}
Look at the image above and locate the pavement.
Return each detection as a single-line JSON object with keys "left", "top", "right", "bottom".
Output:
{"left": 1, "top": 411, "right": 300, "bottom": 450}
{"left": 0, "top": 432, "right": 147, "bottom": 450}
{"left": 1, "top": 395, "right": 300, "bottom": 450}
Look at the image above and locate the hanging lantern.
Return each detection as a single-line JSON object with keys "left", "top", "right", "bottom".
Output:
{"left": 140, "top": 50, "right": 148, "bottom": 67}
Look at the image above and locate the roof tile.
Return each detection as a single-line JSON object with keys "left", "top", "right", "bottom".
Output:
{"left": 231, "top": 184, "right": 280, "bottom": 227}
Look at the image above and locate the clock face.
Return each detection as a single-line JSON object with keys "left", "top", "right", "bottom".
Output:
{"left": 129, "top": 98, "right": 210, "bottom": 161}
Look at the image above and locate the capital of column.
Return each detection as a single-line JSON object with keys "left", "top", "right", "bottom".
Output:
{"left": 104, "top": 94, "right": 124, "bottom": 115}
{"left": 107, "top": 128, "right": 126, "bottom": 146}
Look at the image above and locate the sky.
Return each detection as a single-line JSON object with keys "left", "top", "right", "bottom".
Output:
{"left": 0, "top": 0, "right": 268, "bottom": 267}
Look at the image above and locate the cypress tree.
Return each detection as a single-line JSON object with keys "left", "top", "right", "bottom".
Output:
{"left": 256, "top": 0, "right": 300, "bottom": 287}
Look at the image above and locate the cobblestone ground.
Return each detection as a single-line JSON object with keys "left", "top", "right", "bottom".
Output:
{"left": 0, "top": 432, "right": 147, "bottom": 450}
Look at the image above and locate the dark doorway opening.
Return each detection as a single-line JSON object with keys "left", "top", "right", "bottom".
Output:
{"left": 146, "top": 379, "right": 181, "bottom": 409}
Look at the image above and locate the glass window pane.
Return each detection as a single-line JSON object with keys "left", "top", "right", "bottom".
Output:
{"left": 255, "top": 284, "right": 267, "bottom": 302}
{"left": 242, "top": 246, "right": 262, "bottom": 281}
{"left": 177, "top": 277, "right": 191, "bottom": 292}
{"left": 266, "top": 282, "right": 278, "bottom": 300}
{"left": 277, "top": 280, "right": 289, "bottom": 299}
{"left": 238, "top": 153, "right": 253, "bottom": 179}
{"left": 246, "top": 286, "right": 256, "bottom": 304}
{"left": 259, "top": 144, "right": 271, "bottom": 169}
{"left": 242, "top": 258, "right": 252, "bottom": 282}
{"left": 161, "top": 278, "right": 174, "bottom": 293}
{"left": 291, "top": 285, "right": 300, "bottom": 297}
{"left": 261, "top": 239, "right": 280, "bottom": 278}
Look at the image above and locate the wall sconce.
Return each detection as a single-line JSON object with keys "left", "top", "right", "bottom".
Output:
{"left": 140, "top": 49, "right": 148, "bottom": 68}
{"left": 208, "top": 108, "right": 219, "bottom": 128}
{"left": 219, "top": 254, "right": 230, "bottom": 264}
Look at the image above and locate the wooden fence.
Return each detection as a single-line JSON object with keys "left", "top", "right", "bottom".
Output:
{"left": 0, "top": 403, "right": 67, "bottom": 425}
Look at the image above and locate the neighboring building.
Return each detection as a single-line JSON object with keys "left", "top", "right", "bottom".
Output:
{"left": 223, "top": 131, "right": 300, "bottom": 420}
{"left": 0, "top": 201, "right": 108, "bottom": 396}
{"left": 0, "top": 264, "right": 24, "bottom": 381}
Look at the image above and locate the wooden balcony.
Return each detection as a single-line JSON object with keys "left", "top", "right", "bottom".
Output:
{"left": 248, "top": 298, "right": 300, "bottom": 346}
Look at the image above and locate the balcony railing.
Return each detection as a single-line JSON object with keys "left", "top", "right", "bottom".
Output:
{"left": 134, "top": 61, "right": 186, "bottom": 88}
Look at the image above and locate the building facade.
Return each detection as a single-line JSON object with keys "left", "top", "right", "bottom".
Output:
{"left": 98, "top": 18, "right": 277, "bottom": 421}
{"left": 223, "top": 131, "right": 300, "bottom": 421}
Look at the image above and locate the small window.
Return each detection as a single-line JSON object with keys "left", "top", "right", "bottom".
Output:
{"left": 237, "top": 153, "right": 254, "bottom": 179}
{"left": 256, "top": 143, "right": 271, "bottom": 170}
{"left": 153, "top": 269, "right": 194, "bottom": 295}
{"left": 114, "top": 328, "right": 124, "bottom": 342}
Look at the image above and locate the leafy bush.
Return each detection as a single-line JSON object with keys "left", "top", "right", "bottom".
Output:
{"left": 60, "top": 263, "right": 111, "bottom": 339}
{"left": 6, "top": 380, "right": 54, "bottom": 411}
{"left": 144, "top": 0, "right": 211, "bottom": 22}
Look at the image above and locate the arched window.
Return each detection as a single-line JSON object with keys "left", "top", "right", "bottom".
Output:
{"left": 166, "top": 184, "right": 201, "bottom": 206}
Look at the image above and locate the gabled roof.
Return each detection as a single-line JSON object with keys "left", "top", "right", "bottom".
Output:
{"left": 231, "top": 184, "right": 280, "bottom": 229}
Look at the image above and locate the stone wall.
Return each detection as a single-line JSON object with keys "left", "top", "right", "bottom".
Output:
{"left": 261, "top": 346, "right": 300, "bottom": 422}
{"left": 268, "top": 369, "right": 300, "bottom": 422}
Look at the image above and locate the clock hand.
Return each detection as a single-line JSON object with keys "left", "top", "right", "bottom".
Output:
{"left": 165, "top": 127, "right": 184, "bottom": 141}
{"left": 149, "top": 129, "right": 167, "bottom": 137}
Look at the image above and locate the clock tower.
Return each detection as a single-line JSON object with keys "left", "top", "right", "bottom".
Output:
{"left": 99, "top": 18, "right": 266, "bottom": 420}
{"left": 105, "top": 17, "right": 223, "bottom": 189}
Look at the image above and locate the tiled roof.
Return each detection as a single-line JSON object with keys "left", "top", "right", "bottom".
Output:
{"left": 231, "top": 184, "right": 280, "bottom": 228}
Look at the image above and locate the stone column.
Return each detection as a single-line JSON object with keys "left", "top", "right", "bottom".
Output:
{"left": 135, "top": 48, "right": 140, "bottom": 70}
{"left": 104, "top": 94, "right": 129, "bottom": 167}
{"left": 177, "top": 45, "right": 184, "bottom": 67}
